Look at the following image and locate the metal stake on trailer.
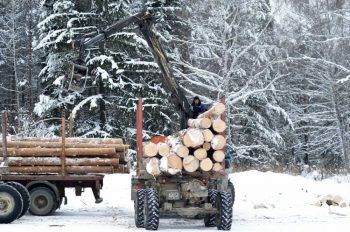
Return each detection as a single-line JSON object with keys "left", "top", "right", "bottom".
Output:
{"left": 1, "top": 111, "right": 9, "bottom": 173}
{"left": 136, "top": 97, "right": 143, "bottom": 176}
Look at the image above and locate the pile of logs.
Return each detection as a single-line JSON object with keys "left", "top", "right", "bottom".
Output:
{"left": 143, "top": 102, "right": 227, "bottom": 176}
{"left": 0, "top": 137, "right": 129, "bottom": 174}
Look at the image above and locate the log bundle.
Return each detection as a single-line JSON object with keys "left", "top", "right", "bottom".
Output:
{"left": 143, "top": 102, "right": 227, "bottom": 176}
{"left": 1, "top": 137, "right": 129, "bottom": 174}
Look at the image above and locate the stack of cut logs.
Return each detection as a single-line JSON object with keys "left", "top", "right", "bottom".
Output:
{"left": 0, "top": 137, "right": 129, "bottom": 174}
{"left": 143, "top": 102, "right": 227, "bottom": 176}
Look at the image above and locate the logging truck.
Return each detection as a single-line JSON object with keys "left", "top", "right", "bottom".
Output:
{"left": 68, "top": 10, "right": 235, "bottom": 231}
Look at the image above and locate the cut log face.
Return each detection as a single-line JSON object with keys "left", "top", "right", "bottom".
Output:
{"left": 202, "top": 142, "right": 211, "bottom": 151}
{"left": 212, "top": 119, "right": 227, "bottom": 133}
{"left": 212, "top": 162, "right": 224, "bottom": 172}
{"left": 182, "top": 128, "right": 204, "bottom": 148}
{"left": 182, "top": 155, "right": 199, "bottom": 172}
{"left": 157, "top": 142, "right": 170, "bottom": 157}
{"left": 194, "top": 148, "right": 207, "bottom": 160}
{"left": 174, "top": 145, "right": 189, "bottom": 158}
{"left": 200, "top": 158, "right": 213, "bottom": 171}
{"left": 202, "top": 129, "right": 214, "bottom": 142}
{"left": 198, "top": 103, "right": 225, "bottom": 119}
{"left": 146, "top": 157, "right": 161, "bottom": 176}
{"left": 143, "top": 142, "right": 158, "bottom": 157}
{"left": 211, "top": 135, "right": 226, "bottom": 150}
{"left": 167, "top": 154, "right": 182, "bottom": 170}
{"left": 188, "top": 118, "right": 212, "bottom": 129}
{"left": 213, "top": 150, "right": 225, "bottom": 162}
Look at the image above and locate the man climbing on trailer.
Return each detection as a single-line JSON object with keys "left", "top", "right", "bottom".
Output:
{"left": 191, "top": 96, "right": 207, "bottom": 119}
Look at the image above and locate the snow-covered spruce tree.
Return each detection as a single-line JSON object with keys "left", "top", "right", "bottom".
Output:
{"left": 35, "top": 0, "right": 179, "bottom": 151}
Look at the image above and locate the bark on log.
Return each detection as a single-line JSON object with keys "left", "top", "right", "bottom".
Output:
{"left": 1, "top": 157, "right": 119, "bottom": 166}
{"left": 202, "top": 129, "right": 214, "bottom": 142}
{"left": 212, "top": 119, "right": 227, "bottom": 133}
{"left": 157, "top": 142, "right": 170, "bottom": 157}
{"left": 166, "top": 136, "right": 189, "bottom": 158}
{"left": 193, "top": 148, "right": 207, "bottom": 160}
{"left": 188, "top": 118, "right": 212, "bottom": 129}
{"left": 7, "top": 137, "right": 123, "bottom": 144}
{"left": 202, "top": 142, "right": 211, "bottom": 151}
{"left": 182, "top": 128, "right": 204, "bottom": 148}
{"left": 211, "top": 135, "right": 226, "bottom": 150}
{"left": 4, "top": 147, "right": 118, "bottom": 157}
{"left": 1, "top": 141, "right": 127, "bottom": 149}
{"left": 145, "top": 157, "right": 161, "bottom": 176}
{"left": 197, "top": 103, "right": 225, "bottom": 119}
{"left": 182, "top": 155, "right": 199, "bottom": 172}
{"left": 200, "top": 158, "right": 213, "bottom": 171}
{"left": 8, "top": 165, "right": 125, "bottom": 174}
{"left": 143, "top": 142, "right": 158, "bottom": 157}
{"left": 212, "top": 163, "right": 224, "bottom": 172}
{"left": 213, "top": 150, "right": 225, "bottom": 162}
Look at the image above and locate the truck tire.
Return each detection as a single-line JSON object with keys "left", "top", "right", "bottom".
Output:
{"left": 134, "top": 189, "right": 145, "bottom": 228}
{"left": 228, "top": 180, "right": 235, "bottom": 205}
{"left": 6, "top": 182, "right": 30, "bottom": 218}
{"left": 215, "top": 191, "right": 233, "bottom": 231}
{"left": 204, "top": 189, "right": 217, "bottom": 227}
{"left": 144, "top": 188, "right": 159, "bottom": 230}
{"left": 0, "top": 184, "right": 23, "bottom": 223}
{"left": 29, "top": 187, "right": 57, "bottom": 216}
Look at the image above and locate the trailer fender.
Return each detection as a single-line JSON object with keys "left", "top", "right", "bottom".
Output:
{"left": 25, "top": 181, "right": 60, "bottom": 204}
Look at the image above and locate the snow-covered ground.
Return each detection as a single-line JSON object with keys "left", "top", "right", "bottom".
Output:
{"left": 2, "top": 171, "right": 350, "bottom": 232}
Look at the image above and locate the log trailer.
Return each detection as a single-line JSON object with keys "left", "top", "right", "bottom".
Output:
{"left": 67, "top": 10, "right": 235, "bottom": 230}
{"left": 0, "top": 112, "right": 129, "bottom": 217}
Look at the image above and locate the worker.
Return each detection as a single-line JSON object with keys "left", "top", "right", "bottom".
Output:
{"left": 191, "top": 96, "right": 206, "bottom": 118}
{"left": 225, "top": 144, "right": 235, "bottom": 169}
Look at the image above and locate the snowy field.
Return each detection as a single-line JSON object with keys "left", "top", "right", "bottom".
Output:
{"left": 1, "top": 171, "right": 350, "bottom": 232}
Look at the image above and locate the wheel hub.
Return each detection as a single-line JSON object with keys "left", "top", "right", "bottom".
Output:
{"left": 35, "top": 196, "right": 48, "bottom": 209}
{"left": 0, "top": 192, "right": 15, "bottom": 216}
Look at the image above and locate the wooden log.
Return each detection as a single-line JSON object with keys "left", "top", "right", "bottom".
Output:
{"left": 200, "top": 158, "right": 213, "bottom": 171}
{"left": 145, "top": 157, "right": 161, "bottom": 176}
{"left": 182, "top": 128, "right": 204, "bottom": 148}
{"left": 202, "top": 142, "right": 211, "bottom": 151}
{"left": 212, "top": 119, "right": 226, "bottom": 133}
{"left": 1, "top": 141, "right": 127, "bottom": 150}
{"left": 173, "top": 145, "right": 189, "bottom": 158}
{"left": 202, "top": 129, "right": 214, "bottom": 142}
{"left": 188, "top": 118, "right": 212, "bottom": 129}
{"left": 7, "top": 137, "right": 123, "bottom": 144}
{"left": 198, "top": 102, "right": 225, "bottom": 119}
{"left": 213, "top": 150, "right": 225, "bottom": 162}
{"left": 0, "top": 157, "right": 120, "bottom": 166}
{"left": 211, "top": 135, "right": 226, "bottom": 150}
{"left": 212, "top": 162, "right": 224, "bottom": 172}
{"left": 157, "top": 142, "right": 170, "bottom": 157}
{"left": 193, "top": 148, "right": 207, "bottom": 160}
{"left": 167, "top": 154, "right": 182, "bottom": 175}
{"left": 3, "top": 147, "right": 118, "bottom": 157}
{"left": 143, "top": 142, "right": 158, "bottom": 157}
{"left": 182, "top": 155, "right": 199, "bottom": 172}
{"left": 8, "top": 165, "right": 125, "bottom": 174}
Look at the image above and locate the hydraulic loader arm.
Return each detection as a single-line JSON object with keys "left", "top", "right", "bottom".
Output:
{"left": 72, "top": 10, "right": 192, "bottom": 128}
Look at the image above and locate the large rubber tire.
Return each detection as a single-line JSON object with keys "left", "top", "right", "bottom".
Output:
{"left": 6, "top": 182, "right": 30, "bottom": 218}
{"left": 215, "top": 191, "right": 233, "bottom": 231}
{"left": 0, "top": 184, "right": 23, "bottom": 223}
{"left": 228, "top": 180, "right": 235, "bottom": 205}
{"left": 143, "top": 188, "right": 160, "bottom": 230}
{"left": 134, "top": 189, "right": 145, "bottom": 228}
{"left": 29, "top": 187, "right": 57, "bottom": 216}
{"left": 204, "top": 189, "right": 217, "bottom": 227}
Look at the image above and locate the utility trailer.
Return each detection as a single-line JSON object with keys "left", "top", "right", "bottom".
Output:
{"left": 0, "top": 174, "right": 104, "bottom": 216}
{"left": 131, "top": 98, "right": 234, "bottom": 230}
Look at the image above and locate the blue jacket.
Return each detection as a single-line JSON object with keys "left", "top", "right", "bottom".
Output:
{"left": 192, "top": 104, "right": 206, "bottom": 118}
